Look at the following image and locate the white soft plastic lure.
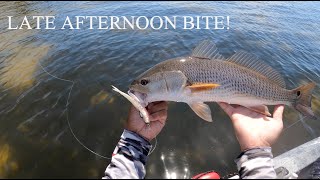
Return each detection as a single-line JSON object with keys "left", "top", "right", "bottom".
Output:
{"left": 112, "top": 85, "right": 150, "bottom": 124}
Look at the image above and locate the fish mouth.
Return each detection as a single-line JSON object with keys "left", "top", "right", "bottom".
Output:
{"left": 128, "top": 89, "right": 147, "bottom": 105}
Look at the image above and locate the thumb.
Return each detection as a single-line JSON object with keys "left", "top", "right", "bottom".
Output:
{"left": 218, "top": 102, "right": 235, "bottom": 117}
{"left": 273, "top": 105, "right": 285, "bottom": 120}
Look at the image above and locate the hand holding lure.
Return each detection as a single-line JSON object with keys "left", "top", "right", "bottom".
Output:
{"left": 112, "top": 85, "right": 150, "bottom": 125}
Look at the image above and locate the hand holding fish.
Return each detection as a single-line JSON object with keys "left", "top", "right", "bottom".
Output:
{"left": 125, "top": 101, "right": 168, "bottom": 141}
{"left": 218, "top": 102, "right": 285, "bottom": 151}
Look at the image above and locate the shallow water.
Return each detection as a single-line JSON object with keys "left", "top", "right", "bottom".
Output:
{"left": 0, "top": 1, "right": 320, "bottom": 178}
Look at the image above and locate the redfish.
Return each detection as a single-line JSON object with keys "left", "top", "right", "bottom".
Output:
{"left": 128, "top": 40, "right": 316, "bottom": 122}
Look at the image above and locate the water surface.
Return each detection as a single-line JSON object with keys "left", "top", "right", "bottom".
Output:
{"left": 0, "top": 1, "right": 320, "bottom": 178}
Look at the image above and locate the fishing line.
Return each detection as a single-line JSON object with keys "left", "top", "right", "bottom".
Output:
{"left": 146, "top": 124, "right": 158, "bottom": 156}
{"left": 38, "top": 61, "right": 111, "bottom": 159}
{"left": 282, "top": 113, "right": 314, "bottom": 133}
{"left": 282, "top": 116, "right": 307, "bottom": 132}
{"left": 39, "top": 62, "right": 158, "bottom": 159}
{"left": 299, "top": 114, "right": 317, "bottom": 138}
{"left": 149, "top": 137, "right": 157, "bottom": 155}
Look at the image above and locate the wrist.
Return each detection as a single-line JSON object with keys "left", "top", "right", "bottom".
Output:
{"left": 112, "top": 129, "right": 152, "bottom": 164}
{"left": 240, "top": 146, "right": 272, "bottom": 154}
{"left": 240, "top": 141, "right": 271, "bottom": 152}
{"left": 123, "top": 129, "right": 151, "bottom": 144}
{"left": 124, "top": 125, "right": 154, "bottom": 142}
{"left": 236, "top": 147, "right": 273, "bottom": 167}
{"left": 235, "top": 147, "right": 275, "bottom": 178}
{"left": 125, "top": 122, "right": 153, "bottom": 142}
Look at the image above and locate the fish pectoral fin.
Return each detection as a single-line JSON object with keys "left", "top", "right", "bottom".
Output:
{"left": 188, "top": 102, "right": 213, "bottom": 122}
{"left": 187, "top": 83, "right": 220, "bottom": 93}
{"left": 244, "top": 105, "right": 271, "bottom": 116}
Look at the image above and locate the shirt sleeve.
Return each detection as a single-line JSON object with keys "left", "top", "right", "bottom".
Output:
{"left": 235, "top": 147, "right": 277, "bottom": 179}
{"left": 102, "top": 129, "right": 152, "bottom": 179}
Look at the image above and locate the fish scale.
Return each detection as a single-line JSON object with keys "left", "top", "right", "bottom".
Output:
{"left": 155, "top": 58, "right": 291, "bottom": 105}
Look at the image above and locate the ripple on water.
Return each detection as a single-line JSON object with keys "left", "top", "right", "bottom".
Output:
{"left": 0, "top": 1, "right": 320, "bottom": 179}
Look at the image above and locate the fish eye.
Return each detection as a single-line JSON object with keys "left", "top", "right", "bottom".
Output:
{"left": 140, "top": 79, "right": 149, "bottom": 86}
{"left": 297, "top": 91, "right": 301, "bottom": 97}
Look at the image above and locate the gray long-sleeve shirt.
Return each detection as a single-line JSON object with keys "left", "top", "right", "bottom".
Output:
{"left": 103, "top": 130, "right": 276, "bottom": 179}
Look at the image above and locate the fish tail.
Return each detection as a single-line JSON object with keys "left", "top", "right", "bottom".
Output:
{"left": 291, "top": 82, "right": 316, "bottom": 119}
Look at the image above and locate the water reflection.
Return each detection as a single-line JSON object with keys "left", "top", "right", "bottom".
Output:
{"left": 0, "top": 1, "right": 320, "bottom": 179}
{"left": 160, "top": 153, "right": 190, "bottom": 179}
{"left": 0, "top": 45, "right": 50, "bottom": 92}
{"left": 90, "top": 90, "right": 109, "bottom": 106}
{"left": 0, "top": 143, "right": 18, "bottom": 177}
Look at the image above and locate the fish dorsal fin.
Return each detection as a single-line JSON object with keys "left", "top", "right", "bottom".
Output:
{"left": 191, "top": 40, "right": 225, "bottom": 60}
{"left": 226, "top": 51, "right": 286, "bottom": 88}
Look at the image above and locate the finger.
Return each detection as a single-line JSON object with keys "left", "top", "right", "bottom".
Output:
{"left": 149, "top": 101, "right": 168, "bottom": 114}
{"left": 130, "top": 104, "right": 139, "bottom": 112}
{"left": 273, "top": 105, "right": 285, "bottom": 120}
{"left": 150, "top": 101, "right": 163, "bottom": 106}
{"left": 150, "top": 110, "right": 167, "bottom": 124}
{"left": 147, "top": 101, "right": 163, "bottom": 109}
{"left": 218, "top": 102, "right": 235, "bottom": 117}
{"left": 149, "top": 120, "right": 164, "bottom": 132}
{"left": 158, "top": 110, "right": 168, "bottom": 125}
{"left": 128, "top": 105, "right": 142, "bottom": 119}
{"left": 231, "top": 104, "right": 241, "bottom": 108}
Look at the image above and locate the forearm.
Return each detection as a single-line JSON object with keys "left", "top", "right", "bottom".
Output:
{"left": 235, "top": 147, "right": 276, "bottom": 179}
{"left": 103, "top": 130, "right": 152, "bottom": 179}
